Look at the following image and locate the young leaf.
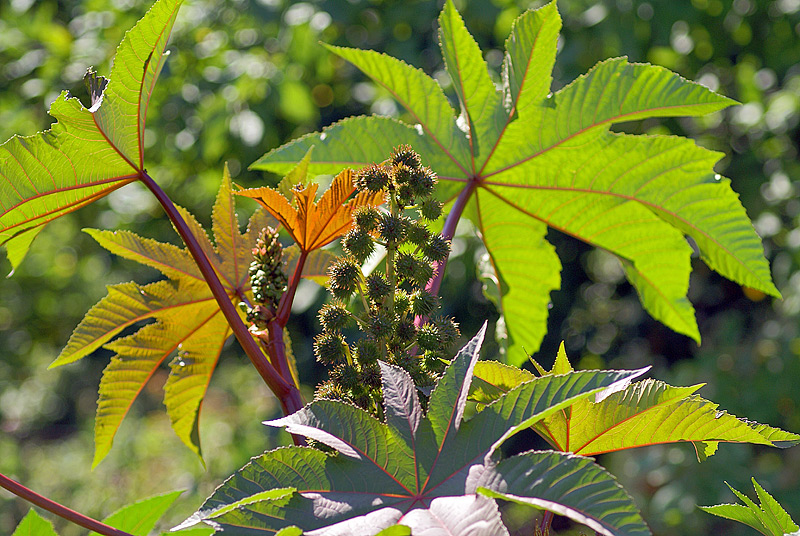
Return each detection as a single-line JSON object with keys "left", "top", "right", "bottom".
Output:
{"left": 12, "top": 509, "right": 59, "bottom": 536}
{"left": 0, "top": 0, "right": 181, "bottom": 271}
{"left": 472, "top": 350, "right": 800, "bottom": 458}
{"left": 51, "top": 168, "right": 281, "bottom": 466}
{"left": 700, "top": 478, "right": 799, "bottom": 536}
{"left": 178, "top": 326, "right": 651, "bottom": 536}
{"left": 236, "top": 168, "right": 384, "bottom": 253}
{"left": 254, "top": 0, "right": 778, "bottom": 365}
{"left": 90, "top": 491, "right": 183, "bottom": 536}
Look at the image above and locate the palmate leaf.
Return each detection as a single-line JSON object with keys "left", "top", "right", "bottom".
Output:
{"left": 254, "top": 0, "right": 779, "bottom": 365}
{"left": 48, "top": 168, "right": 328, "bottom": 466}
{"left": 12, "top": 510, "right": 59, "bottom": 536}
{"left": 700, "top": 478, "right": 799, "bottom": 536}
{"left": 178, "top": 326, "right": 652, "bottom": 536}
{"left": 471, "top": 345, "right": 800, "bottom": 460}
{"left": 0, "top": 0, "right": 181, "bottom": 271}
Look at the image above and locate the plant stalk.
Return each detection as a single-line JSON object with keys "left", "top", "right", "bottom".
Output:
{"left": 0, "top": 472, "right": 134, "bottom": 536}
{"left": 138, "top": 172, "right": 301, "bottom": 414}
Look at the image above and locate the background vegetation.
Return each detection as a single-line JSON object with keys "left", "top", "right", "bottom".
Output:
{"left": 1, "top": 0, "right": 799, "bottom": 534}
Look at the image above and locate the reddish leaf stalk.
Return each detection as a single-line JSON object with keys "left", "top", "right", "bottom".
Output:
{"left": 139, "top": 172, "right": 303, "bottom": 415}
{"left": 415, "top": 177, "right": 479, "bottom": 327}
{"left": 539, "top": 510, "right": 554, "bottom": 534}
{"left": 0, "top": 472, "right": 134, "bottom": 536}
{"left": 276, "top": 250, "right": 308, "bottom": 326}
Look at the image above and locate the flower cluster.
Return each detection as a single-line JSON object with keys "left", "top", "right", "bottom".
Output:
{"left": 241, "top": 226, "right": 287, "bottom": 329}
{"left": 314, "top": 146, "right": 459, "bottom": 412}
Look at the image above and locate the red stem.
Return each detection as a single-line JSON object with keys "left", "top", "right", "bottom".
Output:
{"left": 138, "top": 172, "right": 303, "bottom": 415}
{"left": 276, "top": 250, "right": 308, "bottom": 326}
{"left": 0, "top": 472, "right": 134, "bottom": 536}
{"left": 415, "top": 178, "right": 479, "bottom": 327}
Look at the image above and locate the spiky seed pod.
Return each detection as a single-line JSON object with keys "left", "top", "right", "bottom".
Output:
{"left": 419, "top": 198, "right": 443, "bottom": 221}
{"left": 356, "top": 163, "right": 391, "bottom": 192}
{"left": 409, "top": 166, "right": 436, "bottom": 197}
{"left": 367, "top": 310, "right": 394, "bottom": 339}
{"left": 422, "top": 352, "right": 446, "bottom": 375}
{"left": 327, "top": 258, "right": 361, "bottom": 300}
{"left": 378, "top": 212, "right": 407, "bottom": 243}
{"left": 353, "top": 205, "right": 380, "bottom": 232}
{"left": 366, "top": 272, "right": 391, "bottom": 302}
{"left": 406, "top": 222, "right": 431, "bottom": 246}
{"left": 319, "top": 302, "right": 350, "bottom": 332}
{"left": 395, "top": 316, "right": 417, "bottom": 343}
{"left": 313, "top": 331, "right": 347, "bottom": 365}
{"left": 342, "top": 227, "right": 375, "bottom": 264}
{"left": 361, "top": 363, "right": 382, "bottom": 388}
{"left": 393, "top": 163, "right": 415, "bottom": 185}
{"left": 417, "top": 323, "right": 442, "bottom": 351}
{"left": 422, "top": 234, "right": 451, "bottom": 263}
{"left": 391, "top": 144, "right": 421, "bottom": 169}
{"left": 392, "top": 352, "right": 422, "bottom": 378}
{"left": 396, "top": 184, "right": 415, "bottom": 207}
{"left": 393, "top": 290, "right": 411, "bottom": 313}
{"left": 353, "top": 338, "right": 380, "bottom": 366}
{"left": 351, "top": 386, "right": 372, "bottom": 410}
{"left": 410, "top": 257, "right": 434, "bottom": 287}
{"left": 394, "top": 252, "right": 417, "bottom": 282}
{"left": 432, "top": 316, "right": 460, "bottom": 347}
{"left": 315, "top": 380, "right": 346, "bottom": 401}
{"left": 411, "top": 289, "right": 440, "bottom": 317}
{"left": 331, "top": 363, "right": 361, "bottom": 391}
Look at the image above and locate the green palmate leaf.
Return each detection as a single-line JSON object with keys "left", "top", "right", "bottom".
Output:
{"left": 91, "top": 491, "right": 183, "bottom": 536}
{"left": 12, "top": 510, "right": 59, "bottom": 536}
{"left": 700, "top": 478, "right": 799, "bottom": 536}
{"left": 471, "top": 349, "right": 800, "bottom": 459}
{"left": 255, "top": 0, "right": 778, "bottom": 365}
{"left": 52, "top": 168, "right": 283, "bottom": 466}
{"left": 178, "top": 326, "right": 651, "bottom": 536}
{"left": 0, "top": 0, "right": 181, "bottom": 271}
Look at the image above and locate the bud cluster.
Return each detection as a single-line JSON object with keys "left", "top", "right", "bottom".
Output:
{"left": 241, "top": 226, "right": 288, "bottom": 329}
{"left": 315, "top": 146, "right": 459, "bottom": 412}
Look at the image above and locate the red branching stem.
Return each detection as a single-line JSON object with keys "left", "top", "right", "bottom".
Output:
{"left": 138, "top": 171, "right": 299, "bottom": 407}
{"left": 0, "top": 472, "right": 134, "bottom": 536}
{"left": 539, "top": 511, "right": 554, "bottom": 534}
{"left": 276, "top": 250, "right": 308, "bottom": 326}
{"left": 415, "top": 178, "right": 479, "bottom": 327}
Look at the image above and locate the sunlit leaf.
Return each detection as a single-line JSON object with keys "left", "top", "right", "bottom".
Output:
{"left": 256, "top": 0, "right": 777, "bottom": 365}
{"left": 91, "top": 491, "right": 183, "bottom": 536}
{"left": 0, "top": 0, "right": 181, "bottom": 270}
{"left": 12, "top": 510, "right": 59, "bottom": 536}
{"left": 700, "top": 478, "right": 799, "bottom": 536}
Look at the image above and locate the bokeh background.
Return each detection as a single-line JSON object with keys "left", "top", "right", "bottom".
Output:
{"left": 1, "top": 0, "right": 800, "bottom": 534}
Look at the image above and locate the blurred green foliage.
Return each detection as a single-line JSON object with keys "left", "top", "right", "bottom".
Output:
{"left": 1, "top": 0, "right": 800, "bottom": 534}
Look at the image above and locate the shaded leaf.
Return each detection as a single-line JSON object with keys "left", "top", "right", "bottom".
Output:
{"left": 0, "top": 0, "right": 181, "bottom": 270}
{"left": 256, "top": 0, "right": 777, "bottom": 365}
{"left": 179, "top": 326, "right": 649, "bottom": 535}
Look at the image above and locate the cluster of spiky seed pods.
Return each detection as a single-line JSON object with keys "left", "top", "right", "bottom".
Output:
{"left": 314, "top": 146, "right": 459, "bottom": 412}
{"left": 241, "top": 226, "right": 287, "bottom": 330}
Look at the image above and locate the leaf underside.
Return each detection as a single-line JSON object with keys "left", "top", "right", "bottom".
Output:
{"left": 0, "top": 0, "right": 183, "bottom": 271}
{"left": 254, "top": 0, "right": 778, "bottom": 365}
{"left": 179, "top": 325, "right": 653, "bottom": 536}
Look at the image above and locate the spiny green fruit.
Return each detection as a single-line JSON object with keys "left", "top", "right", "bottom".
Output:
{"left": 411, "top": 289, "right": 439, "bottom": 317}
{"left": 327, "top": 258, "right": 361, "bottom": 300}
{"left": 313, "top": 331, "right": 347, "bottom": 364}
{"left": 319, "top": 302, "right": 350, "bottom": 332}
{"left": 422, "top": 234, "right": 451, "bottom": 262}
{"left": 353, "top": 338, "right": 380, "bottom": 366}
{"left": 366, "top": 272, "right": 391, "bottom": 302}
{"left": 406, "top": 222, "right": 430, "bottom": 246}
{"left": 315, "top": 380, "right": 346, "bottom": 401}
{"left": 391, "top": 144, "right": 421, "bottom": 169}
{"left": 395, "top": 317, "right": 417, "bottom": 343}
{"left": 418, "top": 197, "right": 443, "bottom": 221}
{"left": 378, "top": 212, "right": 407, "bottom": 243}
{"left": 331, "top": 363, "right": 361, "bottom": 391}
{"left": 367, "top": 310, "right": 393, "bottom": 339}
{"left": 394, "top": 290, "right": 411, "bottom": 313}
{"left": 342, "top": 227, "right": 374, "bottom": 264}
{"left": 431, "top": 315, "right": 460, "bottom": 347}
{"left": 356, "top": 163, "right": 391, "bottom": 192}
{"left": 409, "top": 166, "right": 436, "bottom": 197}
{"left": 353, "top": 205, "right": 380, "bottom": 232}
{"left": 360, "top": 363, "right": 382, "bottom": 388}
{"left": 417, "top": 323, "right": 441, "bottom": 352}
